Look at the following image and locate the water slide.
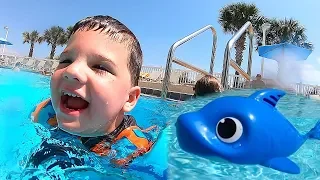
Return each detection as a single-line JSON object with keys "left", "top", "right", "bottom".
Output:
{"left": 230, "top": 59, "right": 250, "bottom": 80}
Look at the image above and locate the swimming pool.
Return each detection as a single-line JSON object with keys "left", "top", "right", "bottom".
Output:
{"left": 1, "top": 68, "right": 320, "bottom": 180}
{"left": 168, "top": 89, "right": 320, "bottom": 180}
{"left": 0, "top": 68, "right": 170, "bottom": 179}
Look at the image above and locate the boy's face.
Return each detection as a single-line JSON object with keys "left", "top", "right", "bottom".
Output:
{"left": 50, "top": 29, "right": 140, "bottom": 137}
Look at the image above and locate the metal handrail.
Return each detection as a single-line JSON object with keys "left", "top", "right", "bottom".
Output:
{"left": 172, "top": 58, "right": 211, "bottom": 76}
{"left": 161, "top": 25, "right": 217, "bottom": 99}
{"left": 221, "top": 21, "right": 254, "bottom": 89}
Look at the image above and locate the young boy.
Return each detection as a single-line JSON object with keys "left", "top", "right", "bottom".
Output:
{"left": 30, "top": 15, "right": 156, "bottom": 167}
{"left": 193, "top": 75, "right": 223, "bottom": 97}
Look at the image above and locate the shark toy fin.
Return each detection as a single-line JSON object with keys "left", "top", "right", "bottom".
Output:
{"left": 249, "top": 88, "right": 286, "bottom": 107}
{"left": 260, "top": 157, "right": 300, "bottom": 174}
{"left": 306, "top": 120, "right": 320, "bottom": 140}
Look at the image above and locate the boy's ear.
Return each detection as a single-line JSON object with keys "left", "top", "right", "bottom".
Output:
{"left": 123, "top": 86, "right": 141, "bottom": 112}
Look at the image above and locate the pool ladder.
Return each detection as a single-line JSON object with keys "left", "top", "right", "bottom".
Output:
{"left": 160, "top": 22, "right": 254, "bottom": 99}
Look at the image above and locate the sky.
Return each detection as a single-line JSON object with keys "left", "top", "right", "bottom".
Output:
{"left": 0, "top": 0, "right": 319, "bottom": 85}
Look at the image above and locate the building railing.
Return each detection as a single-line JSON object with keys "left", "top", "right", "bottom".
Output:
{"left": 0, "top": 54, "right": 59, "bottom": 74}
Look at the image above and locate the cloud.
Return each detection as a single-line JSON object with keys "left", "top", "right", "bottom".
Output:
{"left": 299, "top": 63, "right": 320, "bottom": 85}
{"left": 317, "top": 57, "right": 320, "bottom": 65}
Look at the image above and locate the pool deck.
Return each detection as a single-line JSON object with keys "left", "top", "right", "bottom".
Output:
{"left": 139, "top": 81, "right": 194, "bottom": 101}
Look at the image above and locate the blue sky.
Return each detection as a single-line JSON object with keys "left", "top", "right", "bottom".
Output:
{"left": 1, "top": 0, "right": 319, "bottom": 84}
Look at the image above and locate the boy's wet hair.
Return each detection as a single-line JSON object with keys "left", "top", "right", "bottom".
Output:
{"left": 70, "top": 15, "right": 143, "bottom": 86}
{"left": 194, "top": 75, "right": 222, "bottom": 96}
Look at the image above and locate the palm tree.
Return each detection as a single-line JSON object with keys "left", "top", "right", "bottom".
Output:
{"left": 218, "top": 2, "right": 264, "bottom": 70}
{"left": 66, "top": 26, "right": 74, "bottom": 39}
{"left": 22, "top": 30, "right": 42, "bottom": 57}
{"left": 256, "top": 18, "right": 313, "bottom": 50}
{"left": 42, "top": 26, "right": 68, "bottom": 59}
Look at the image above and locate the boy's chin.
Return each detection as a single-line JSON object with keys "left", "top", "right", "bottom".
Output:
{"left": 57, "top": 119, "right": 81, "bottom": 133}
{"left": 57, "top": 122, "right": 102, "bottom": 137}
{"left": 58, "top": 124, "right": 84, "bottom": 137}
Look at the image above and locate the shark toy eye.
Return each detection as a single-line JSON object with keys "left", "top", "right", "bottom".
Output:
{"left": 216, "top": 117, "right": 243, "bottom": 143}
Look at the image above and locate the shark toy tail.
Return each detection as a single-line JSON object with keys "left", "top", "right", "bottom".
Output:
{"left": 306, "top": 120, "right": 320, "bottom": 140}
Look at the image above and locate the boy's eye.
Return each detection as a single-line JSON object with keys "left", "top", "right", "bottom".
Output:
{"left": 93, "top": 65, "right": 108, "bottom": 71}
{"left": 92, "top": 65, "right": 111, "bottom": 75}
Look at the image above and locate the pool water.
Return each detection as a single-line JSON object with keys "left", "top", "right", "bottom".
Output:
{"left": 0, "top": 68, "right": 171, "bottom": 179}
{"left": 1, "top": 68, "right": 320, "bottom": 180}
{"left": 168, "top": 89, "right": 320, "bottom": 180}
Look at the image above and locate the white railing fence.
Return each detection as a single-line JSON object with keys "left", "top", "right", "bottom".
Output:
{"left": 1, "top": 54, "right": 318, "bottom": 96}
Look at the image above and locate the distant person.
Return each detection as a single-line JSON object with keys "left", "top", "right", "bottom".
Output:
{"left": 193, "top": 75, "right": 223, "bottom": 97}
{"left": 251, "top": 74, "right": 266, "bottom": 89}
{"left": 244, "top": 80, "right": 251, "bottom": 88}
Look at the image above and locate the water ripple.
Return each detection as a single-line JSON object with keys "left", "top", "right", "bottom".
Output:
{"left": 1, "top": 68, "right": 320, "bottom": 179}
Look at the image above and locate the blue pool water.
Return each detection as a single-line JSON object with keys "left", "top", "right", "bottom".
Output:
{"left": 0, "top": 68, "right": 171, "bottom": 179}
{"left": 1, "top": 68, "right": 320, "bottom": 180}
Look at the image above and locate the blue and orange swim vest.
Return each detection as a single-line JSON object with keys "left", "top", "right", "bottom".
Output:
{"left": 30, "top": 98, "right": 156, "bottom": 167}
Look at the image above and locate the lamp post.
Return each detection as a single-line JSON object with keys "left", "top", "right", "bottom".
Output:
{"left": 2, "top": 26, "right": 9, "bottom": 55}
{"left": 260, "top": 23, "right": 271, "bottom": 77}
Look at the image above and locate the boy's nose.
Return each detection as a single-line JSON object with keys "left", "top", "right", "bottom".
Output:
{"left": 63, "top": 64, "right": 87, "bottom": 84}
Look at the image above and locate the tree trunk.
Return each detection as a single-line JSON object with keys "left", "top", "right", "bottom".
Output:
{"left": 28, "top": 43, "right": 34, "bottom": 57}
{"left": 233, "top": 33, "right": 246, "bottom": 87}
{"left": 50, "top": 44, "right": 56, "bottom": 59}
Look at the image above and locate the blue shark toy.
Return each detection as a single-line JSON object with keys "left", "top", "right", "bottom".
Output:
{"left": 175, "top": 88, "right": 320, "bottom": 174}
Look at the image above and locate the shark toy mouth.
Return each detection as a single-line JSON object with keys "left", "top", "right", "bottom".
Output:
{"left": 175, "top": 113, "right": 216, "bottom": 157}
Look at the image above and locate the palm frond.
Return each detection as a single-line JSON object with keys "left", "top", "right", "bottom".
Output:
{"left": 255, "top": 17, "right": 313, "bottom": 50}
{"left": 218, "top": 2, "right": 261, "bottom": 34}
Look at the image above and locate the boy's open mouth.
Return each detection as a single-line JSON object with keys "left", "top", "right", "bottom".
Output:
{"left": 61, "top": 92, "right": 89, "bottom": 111}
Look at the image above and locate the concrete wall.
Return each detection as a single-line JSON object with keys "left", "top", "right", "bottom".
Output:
{"left": 139, "top": 81, "right": 194, "bottom": 94}
{"left": 138, "top": 81, "right": 194, "bottom": 101}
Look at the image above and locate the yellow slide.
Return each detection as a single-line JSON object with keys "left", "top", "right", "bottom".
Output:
{"left": 230, "top": 60, "right": 250, "bottom": 80}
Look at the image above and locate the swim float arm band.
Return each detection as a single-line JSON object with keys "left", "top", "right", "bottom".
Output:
{"left": 31, "top": 99, "right": 51, "bottom": 123}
